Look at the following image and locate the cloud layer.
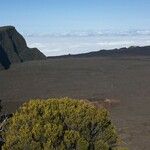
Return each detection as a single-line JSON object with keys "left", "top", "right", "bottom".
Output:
{"left": 25, "top": 29, "right": 150, "bottom": 37}
{"left": 25, "top": 29, "right": 150, "bottom": 56}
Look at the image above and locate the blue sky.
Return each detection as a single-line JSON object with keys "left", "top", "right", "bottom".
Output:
{"left": 1, "top": 0, "right": 150, "bottom": 55}
{"left": 1, "top": 0, "right": 150, "bottom": 33}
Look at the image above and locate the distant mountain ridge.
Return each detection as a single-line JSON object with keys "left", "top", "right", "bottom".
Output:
{"left": 48, "top": 46, "right": 150, "bottom": 58}
{"left": 0, "top": 26, "right": 46, "bottom": 70}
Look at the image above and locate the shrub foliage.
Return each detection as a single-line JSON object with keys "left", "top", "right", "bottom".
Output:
{"left": 2, "top": 98, "right": 118, "bottom": 150}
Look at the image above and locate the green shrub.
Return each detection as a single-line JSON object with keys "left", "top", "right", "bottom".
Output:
{"left": 2, "top": 98, "right": 118, "bottom": 150}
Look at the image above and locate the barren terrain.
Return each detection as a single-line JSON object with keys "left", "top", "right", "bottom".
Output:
{"left": 0, "top": 56, "right": 150, "bottom": 149}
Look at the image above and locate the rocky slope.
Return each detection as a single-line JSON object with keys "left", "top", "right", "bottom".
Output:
{"left": 48, "top": 46, "right": 150, "bottom": 58}
{"left": 0, "top": 26, "right": 46, "bottom": 70}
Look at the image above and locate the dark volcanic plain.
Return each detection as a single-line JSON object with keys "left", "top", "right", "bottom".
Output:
{"left": 0, "top": 56, "right": 150, "bottom": 149}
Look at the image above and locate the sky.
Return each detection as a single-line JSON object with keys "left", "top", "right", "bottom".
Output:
{"left": 1, "top": 0, "right": 150, "bottom": 56}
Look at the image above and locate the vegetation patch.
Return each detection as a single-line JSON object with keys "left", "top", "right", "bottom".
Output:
{"left": 2, "top": 98, "right": 123, "bottom": 150}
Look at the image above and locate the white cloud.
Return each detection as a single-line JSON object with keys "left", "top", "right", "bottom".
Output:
{"left": 25, "top": 29, "right": 150, "bottom": 38}
{"left": 25, "top": 30, "right": 150, "bottom": 56}
{"left": 28, "top": 42, "right": 46, "bottom": 48}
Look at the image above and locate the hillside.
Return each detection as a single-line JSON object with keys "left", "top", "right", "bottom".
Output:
{"left": 0, "top": 26, "right": 46, "bottom": 70}
{"left": 48, "top": 46, "right": 150, "bottom": 58}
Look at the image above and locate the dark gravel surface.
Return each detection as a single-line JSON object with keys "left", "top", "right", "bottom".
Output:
{"left": 0, "top": 57, "right": 150, "bottom": 149}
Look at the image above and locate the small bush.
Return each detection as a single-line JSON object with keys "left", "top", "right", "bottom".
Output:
{"left": 2, "top": 98, "right": 118, "bottom": 150}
